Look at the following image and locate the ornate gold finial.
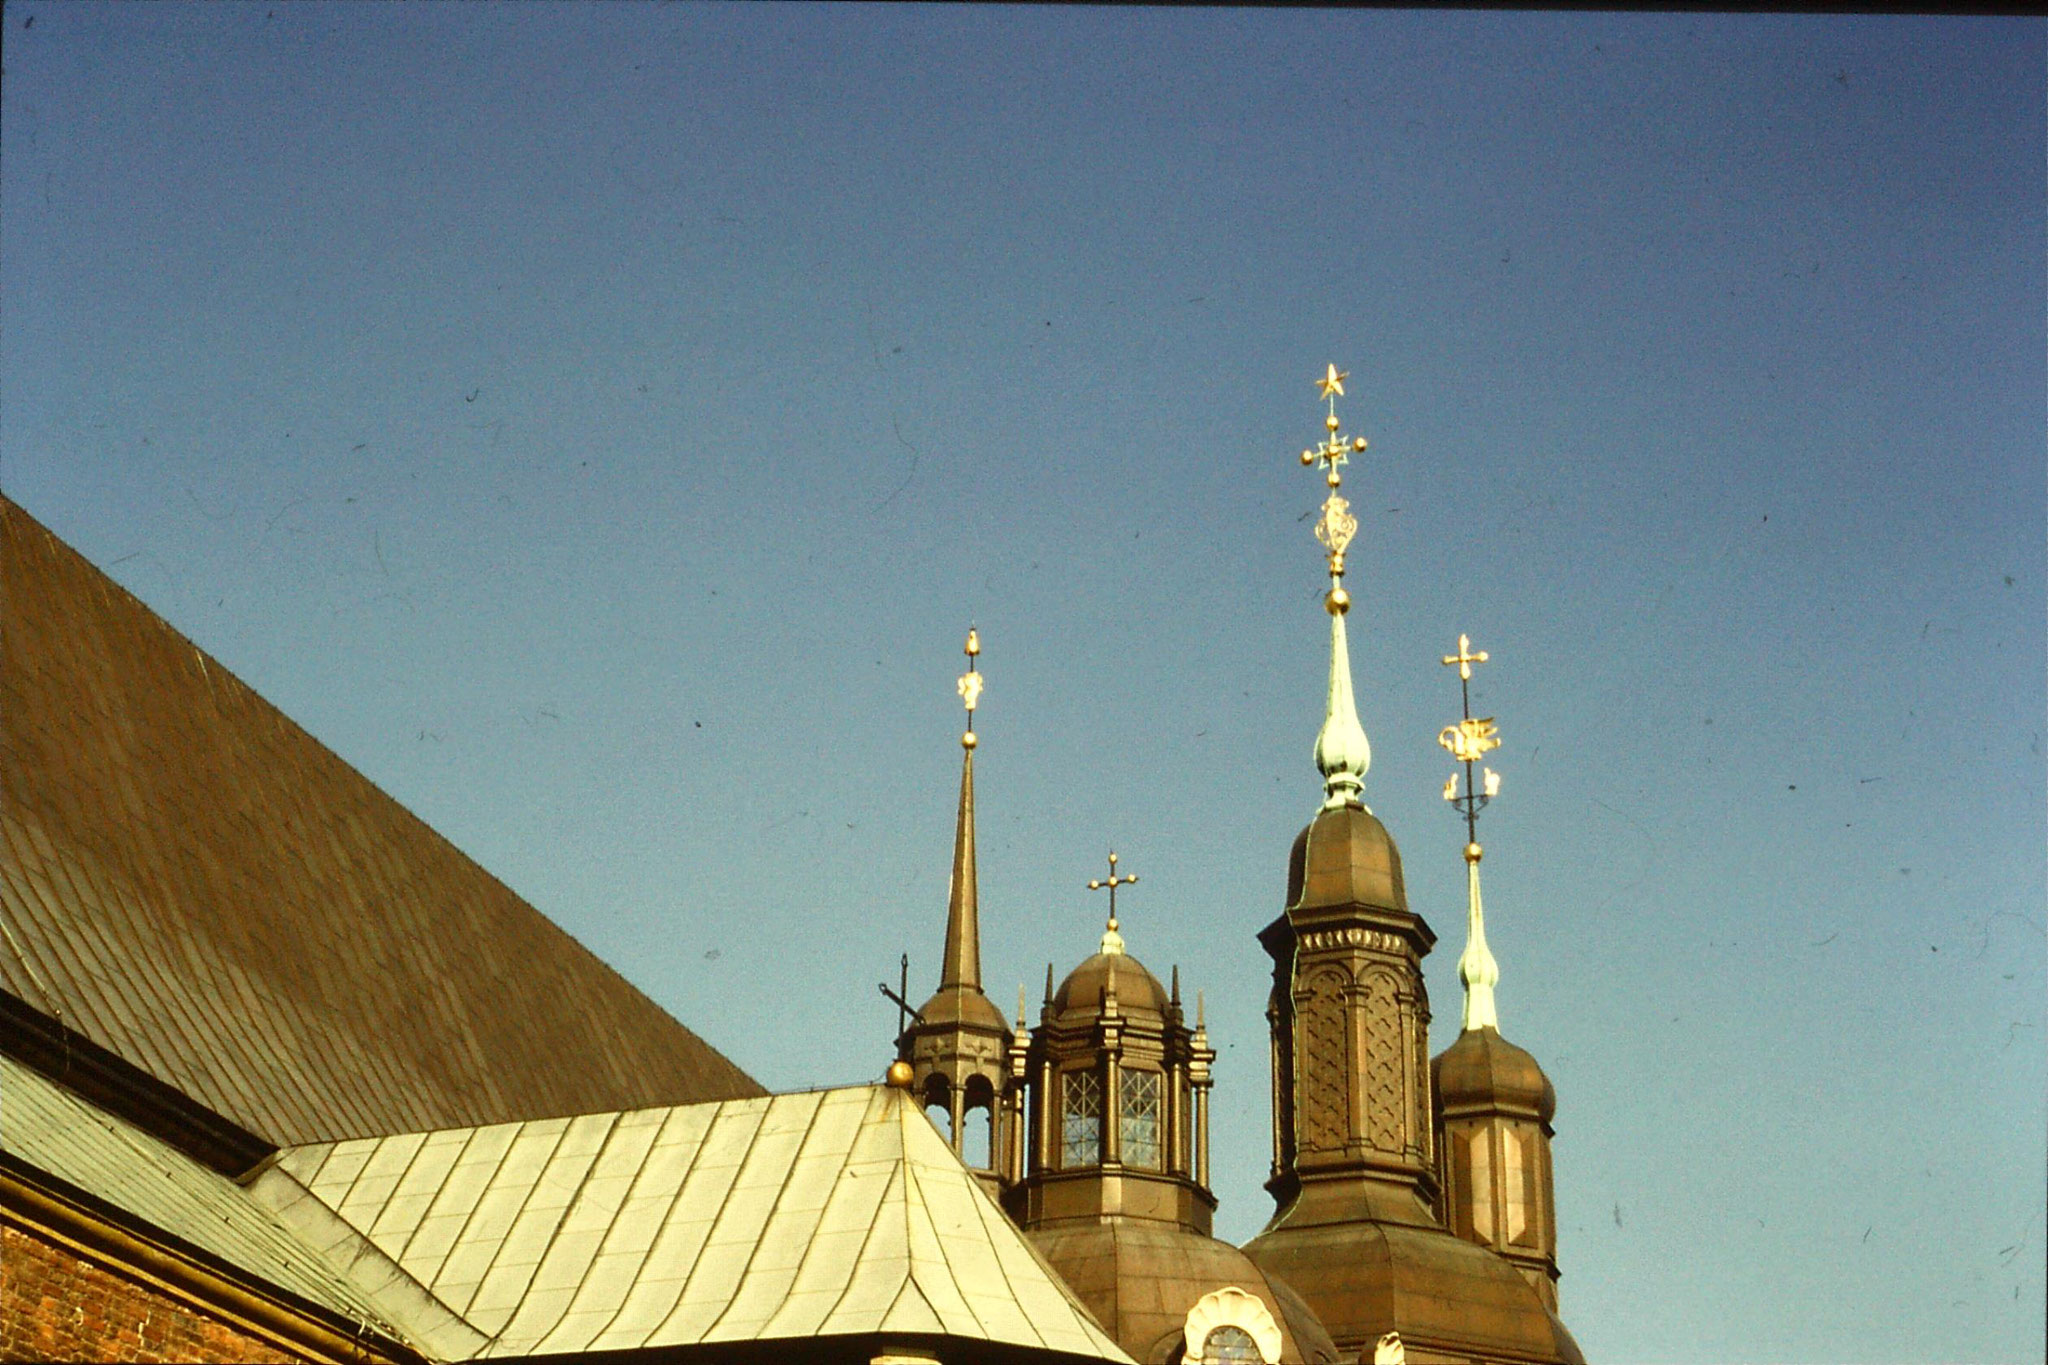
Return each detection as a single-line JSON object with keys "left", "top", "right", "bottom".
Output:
{"left": 1298, "top": 364, "right": 1372, "bottom": 611}
{"left": 1439, "top": 634, "right": 1503, "bottom": 1030}
{"left": 1438, "top": 633, "right": 1502, "bottom": 841}
{"left": 1086, "top": 850, "right": 1138, "bottom": 955}
{"left": 1297, "top": 366, "right": 1374, "bottom": 809}
{"left": 956, "top": 627, "right": 983, "bottom": 748}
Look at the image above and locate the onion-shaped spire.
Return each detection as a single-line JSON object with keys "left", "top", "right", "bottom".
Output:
{"left": 1299, "top": 364, "right": 1374, "bottom": 810}
{"left": 1439, "top": 633, "right": 1506, "bottom": 1030}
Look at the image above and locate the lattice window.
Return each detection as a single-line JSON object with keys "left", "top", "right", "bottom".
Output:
{"left": 1060, "top": 1068, "right": 1102, "bottom": 1167}
{"left": 1120, "top": 1069, "right": 1162, "bottom": 1169}
{"left": 1202, "top": 1325, "right": 1264, "bottom": 1364}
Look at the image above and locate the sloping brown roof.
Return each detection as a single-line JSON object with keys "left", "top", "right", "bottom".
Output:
{"left": 0, "top": 497, "right": 763, "bottom": 1158}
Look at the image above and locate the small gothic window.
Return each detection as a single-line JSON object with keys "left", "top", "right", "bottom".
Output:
{"left": 1202, "top": 1325, "right": 1264, "bottom": 1363}
{"left": 1060, "top": 1069, "right": 1102, "bottom": 1167}
{"left": 1120, "top": 1068, "right": 1162, "bottom": 1169}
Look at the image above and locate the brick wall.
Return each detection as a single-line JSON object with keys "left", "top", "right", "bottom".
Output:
{"left": 0, "top": 1222, "right": 302, "bottom": 1363}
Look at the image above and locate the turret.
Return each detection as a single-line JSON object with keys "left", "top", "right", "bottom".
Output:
{"left": 1430, "top": 637, "right": 1563, "bottom": 1309}
{"left": 1241, "top": 367, "right": 1581, "bottom": 1365}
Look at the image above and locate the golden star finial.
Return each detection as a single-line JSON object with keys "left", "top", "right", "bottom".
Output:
{"left": 1296, "top": 364, "right": 1372, "bottom": 610}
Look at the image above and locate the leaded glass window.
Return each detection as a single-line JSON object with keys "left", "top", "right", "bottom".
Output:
{"left": 1060, "top": 1069, "right": 1102, "bottom": 1167}
{"left": 1120, "top": 1068, "right": 1162, "bottom": 1169}
{"left": 1202, "top": 1325, "right": 1263, "bottom": 1363}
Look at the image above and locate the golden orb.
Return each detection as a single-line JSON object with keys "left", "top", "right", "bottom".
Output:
{"left": 886, "top": 1059, "right": 915, "bottom": 1089}
{"left": 962, "top": 730, "right": 978, "bottom": 750}
{"left": 1325, "top": 586, "right": 1351, "bottom": 614}
{"left": 1325, "top": 413, "right": 1339, "bottom": 432}
{"left": 1301, "top": 449, "right": 1314, "bottom": 465}
{"left": 1465, "top": 841, "right": 1484, "bottom": 863}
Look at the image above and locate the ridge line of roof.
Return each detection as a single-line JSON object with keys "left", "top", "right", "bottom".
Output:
{"left": 245, "top": 1154, "right": 489, "bottom": 1359}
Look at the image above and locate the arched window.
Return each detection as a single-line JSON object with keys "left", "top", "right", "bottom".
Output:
{"left": 962, "top": 1075, "right": 996, "bottom": 1170}
{"left": 1181, "top": 1286, "right": 1280, "bottom": 1365}
{"left": 922, "top": 1074, "right": 953, "bottom": 1144}
{"left": 1201, "top": 1326, "right": 1263, "bottom": 1364}
{"left": 1060, "top": 1068, "right": 1102, "bottom": 1166}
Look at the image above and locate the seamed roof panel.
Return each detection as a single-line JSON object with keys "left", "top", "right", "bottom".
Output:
{"left": 0, "top": 497, "right": 762, "bottom": 1158}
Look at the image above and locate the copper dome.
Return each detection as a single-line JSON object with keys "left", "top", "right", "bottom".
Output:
{"left": 1050, "top": 950, "right": 1172, "bottom": 1019}
{"left": 1286, "top": 804, "right": 1407, "bottom": 914}
{"left": 1028, "top": 1219, "right": 1342, "bottom": 1364}
{"left": 1435, "top": 1025, "right": 1556, "bottom": 1124}
{"left": 914, "top": 981, "right": 1010, "bottom": 1034}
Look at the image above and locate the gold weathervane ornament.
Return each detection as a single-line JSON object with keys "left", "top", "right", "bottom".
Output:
{"left": 957, "top": 628, "right": 982, "bottom": 748}
{"left": 1439, "top": 633, "right": 1505, "bottom": 1031}
{"left": 1438, "top": 634, "right": 1502, "bottom": 851}
{"left": 1300, "top": 364, "right": 1371, "bottom": 614}
{"left": 1086, "top": 851, "right": 1138, "bottom": 955}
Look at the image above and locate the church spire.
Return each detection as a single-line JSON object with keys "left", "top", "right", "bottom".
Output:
{"left": 940, "top": 628, "right": 983, "bottom": 989}
{"left": 1438, "top": 634, "right": 1504, "bottom": 1031}
{"left": 1302, "top": 365, "right": 1372, "bottom": 810}
{"left": 901, "top": 628, "right": 1014, "bottom": 1190}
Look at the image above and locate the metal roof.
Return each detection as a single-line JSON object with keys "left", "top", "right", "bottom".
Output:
{"left": 0, "top": 498, "right": 762, "bottom": 1153}
{"left": 257, "top": 1085, "right": 1134, "bottom": 1361}
{"left": 2, "top": 1054, "right": 407, "bottom": 1340}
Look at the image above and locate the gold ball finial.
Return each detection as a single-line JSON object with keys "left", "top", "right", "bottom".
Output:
{"left": 1326, "top": 586, "right": 1351, "bottom": 614}
{"left": 1325, "top": 412, "right": 1340, "bottom": 432}
{"left": 1465, "top": 841, "right": 1483, "bottom": 864}
{"left": 886, "top": 1059, "right": 914, "bottom": 1089}
{"left": 962, "top": 730, "right": 977, "bottom": 749}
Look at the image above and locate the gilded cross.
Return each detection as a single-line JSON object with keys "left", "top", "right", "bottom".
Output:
{"left": 1086, "top": 851, "right": 1138, "bottom": 930}
{"left": 1442, "top": 634, "right": 1488, "bottom": 681}
{"left": 1300, "top": 364, "right": 1371, "bottom": 492}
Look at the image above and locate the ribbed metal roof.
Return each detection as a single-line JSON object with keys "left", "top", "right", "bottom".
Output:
{"left": 0, "top": 497, "right": 762, "bottom": 1153}
{"left": 258, "top": 1085, "right": 1133, "bottom": 1361}
{"left": 2, "top": 1055, "right": 406, "bottom": 1340}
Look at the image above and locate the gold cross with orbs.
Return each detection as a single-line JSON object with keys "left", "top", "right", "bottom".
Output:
{"left": 1087, "top": 851, "right": 1138, "bottom": 931}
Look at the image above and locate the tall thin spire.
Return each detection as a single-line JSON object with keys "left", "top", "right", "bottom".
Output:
{"left": 1300, "top": 364, "right": 1373, "bottom": 810}
{"left": 1439, "top": 633, "right": 1504, "bottom": 1030}
{"left": 940, "top": 628, "right": 983, "bottom": 989}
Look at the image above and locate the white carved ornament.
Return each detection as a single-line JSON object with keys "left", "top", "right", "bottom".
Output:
{"left": 1182, "top": 1285, "right": 1282, "bottom": 1364}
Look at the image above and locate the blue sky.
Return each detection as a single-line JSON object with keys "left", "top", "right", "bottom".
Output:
{"left": 4, "top": 6, "right": 2042, "bottom": 1361}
